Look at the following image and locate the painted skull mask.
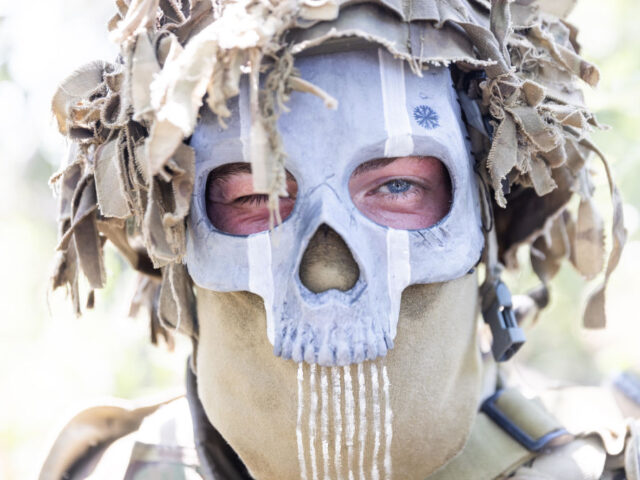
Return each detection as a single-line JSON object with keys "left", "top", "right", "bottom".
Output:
{"left": 187, "top": 48, "right": 484, "bottom": 366}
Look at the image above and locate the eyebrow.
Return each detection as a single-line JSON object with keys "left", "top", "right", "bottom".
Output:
{"left": 351, "top": 157, "right": 398, "bottom": 177}
{"left": 211, "top": 163, "right": 252, "bottom": 183}
{"left": 212, "top": 158, "right": 400, "bottom": 183}
{"left": 209, "top": 162, "right": 296, "bottom": 183}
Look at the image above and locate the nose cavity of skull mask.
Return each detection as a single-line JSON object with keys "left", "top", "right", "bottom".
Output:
{"left": 273, "top": 222, "right": 409, "bottom": 366}
{"left": 186, "top": 48, "right": 484, "bottom": 366}
{"left": 299, "top": 225, "right": 360, "bottom": 294}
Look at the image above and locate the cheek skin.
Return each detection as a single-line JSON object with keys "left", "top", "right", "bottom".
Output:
{"left": 206, "top": 204, "right": 267, "bottom": 236}
{"left": 207, "top": 201, "right": 295, "bottom": 235}
{"left": 356, "top": 197, "right": 449, "bottom": 230}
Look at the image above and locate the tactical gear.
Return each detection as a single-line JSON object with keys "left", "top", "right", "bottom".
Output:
{"left": 41, "top": 369, "right": 640, "bottom": 480}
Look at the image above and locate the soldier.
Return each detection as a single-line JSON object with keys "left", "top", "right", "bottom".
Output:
{"left": 42, "top": 0, "right": 640, "bottom": 479}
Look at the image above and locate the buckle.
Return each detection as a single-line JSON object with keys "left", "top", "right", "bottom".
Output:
{"left": 481, "top": 390, "right": 569, "bottom": 452}
{"left": 482, "top": 280, "right": 525, "bottom": 362}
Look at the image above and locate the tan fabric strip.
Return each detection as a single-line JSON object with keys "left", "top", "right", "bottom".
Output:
{"left": 289, "top": 3, "right": 495, "bottom": 68}
{"left": 494, "top": 389, "right": 565, "bottom": 442}
{"left": 428, "top": 390, "right": 570, "bottom": 480}
{"left": 426, "top": 412, "right": 534, "bottom": 480}
{"left": 39, "top": 397, "right": 181, "bottom": 480}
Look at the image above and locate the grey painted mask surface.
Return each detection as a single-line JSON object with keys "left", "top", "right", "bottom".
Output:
{"left": 187, "top": 48, "right": 483, "bottom": 366}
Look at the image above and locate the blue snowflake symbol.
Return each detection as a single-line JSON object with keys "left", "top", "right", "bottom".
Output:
{"left": 413, "top": 105, "right": 439, "bottom": 129}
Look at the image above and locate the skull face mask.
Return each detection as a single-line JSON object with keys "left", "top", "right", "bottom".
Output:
{"left": 187, "top": 48, "right": 484, "bottom": 367}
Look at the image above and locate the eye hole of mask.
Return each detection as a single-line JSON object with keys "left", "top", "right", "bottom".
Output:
{"left": 348, "top": 156, "right": 452, "bottom": 230}
{"left": 205, "top": 163, "right": 298, "bottom": 235}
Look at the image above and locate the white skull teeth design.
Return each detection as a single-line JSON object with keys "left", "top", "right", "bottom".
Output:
{"left": 273, "top": 276, "right": 396, "bottom": 366}
{"left": 186, "top": 48, "right": 484, "bottom": 366}
{"left": 273, "top": 283, "right": 395, "bottom": 366}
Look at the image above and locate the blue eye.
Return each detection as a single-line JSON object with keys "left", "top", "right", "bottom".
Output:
{"left": 385, "top": 179, "right": 411, "bottom": 194}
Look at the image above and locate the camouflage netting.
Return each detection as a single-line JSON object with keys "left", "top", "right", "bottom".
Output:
{"left": 50, "top": 0, "right": 626, "bottom": 348}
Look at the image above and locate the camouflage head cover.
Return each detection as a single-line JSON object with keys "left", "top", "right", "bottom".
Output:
{"left": 50, "top": 0, "right": 626, "bottom": 352}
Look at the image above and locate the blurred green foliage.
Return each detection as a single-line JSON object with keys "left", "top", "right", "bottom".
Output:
{"left": 508, "top": 0, "right": 640, "bottom": 387}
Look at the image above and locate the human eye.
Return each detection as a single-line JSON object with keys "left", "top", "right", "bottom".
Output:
{"left": 349, "top": 156, "right": 451, "bottom": 229}
{"left": 233, "top": 193, "right": 270, "bottom": 206}
{"left": 205, "top": 163, "right": 298, "bottom": 235}
{"left": 375, "top": 179, "right": 419, "bottom": 196}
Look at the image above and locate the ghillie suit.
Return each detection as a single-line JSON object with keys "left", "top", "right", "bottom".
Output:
{"left": 50, "top": 0, "right": 624, "bottom": 343}
{"left": 45, "top": 1, "right": 639, "bottom": 479}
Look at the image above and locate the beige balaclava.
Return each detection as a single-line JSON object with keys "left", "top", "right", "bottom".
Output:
{"left": 49, "top": 0, "right": 625, "bottom": 479}
{"left": 185, "top": 38, "right": 485, "bottom": 477}
{"left": 195, "top": 275, "right": 481, "bottom": 479}
{"left": 184, "top": 46, "right": 487, "bottom": 480}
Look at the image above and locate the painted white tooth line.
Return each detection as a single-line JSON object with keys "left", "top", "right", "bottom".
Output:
{"left": 357, "top": 362, "right": 367, "bottom": 480}
{"left": 247, "top": 233, "right": 275, "bottom": 343}
{"left": 309, "top": 364, "right": 319, "bottom": 480}
{"left": 343, "top": 365, "right": 356, "bottom": 480}
{"left": 371, "top": 362, "right": 381, "bottom": 480}
{"left": 321, "top": 367, "right": 330, "bottom": 480}
{"left": 386, "top": 228, "right": 411, "bottom": 339}
{"left": 297, "top": 363, "right": 309, "bottom": 480}
{"left": 332, "top": 367, "right": 344, "bottom": 480}
{"left": 383, "top": 365, "right": 393, "bottom": 480}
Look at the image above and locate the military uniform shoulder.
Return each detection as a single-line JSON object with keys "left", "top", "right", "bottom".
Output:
{"left": 39, "top": 394, "right": 196, "bottom": 480}
{"left": 429, "top": 385, "right": 640, "bottom": 480}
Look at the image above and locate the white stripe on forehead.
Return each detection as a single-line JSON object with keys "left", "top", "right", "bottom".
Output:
{"left": 239, "top": 76, "right": 251, "bottom": 163}
{"left": 378, "top": 49, "right": 414, "bottom": 157}
{"left": 192, "top": 49, "right": 464, "bottom": 174}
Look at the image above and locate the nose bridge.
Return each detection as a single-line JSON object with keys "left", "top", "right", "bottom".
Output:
{"left": 307, "top": 177, "right": 343, "bottom": 204}
{"left": 296, "top": 180, "right": 361, "bottom": 293}
{"left": 301, "top": 179, "right": 350, "bottom": 233}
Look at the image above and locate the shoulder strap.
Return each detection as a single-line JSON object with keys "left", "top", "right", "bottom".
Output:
{"left": 427, "top": 389, "right": 570, "bottom": 480}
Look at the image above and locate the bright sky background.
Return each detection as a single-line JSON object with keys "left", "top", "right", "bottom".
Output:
{"left": 0, "top": 0, "right": 639, "bottom": 478}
